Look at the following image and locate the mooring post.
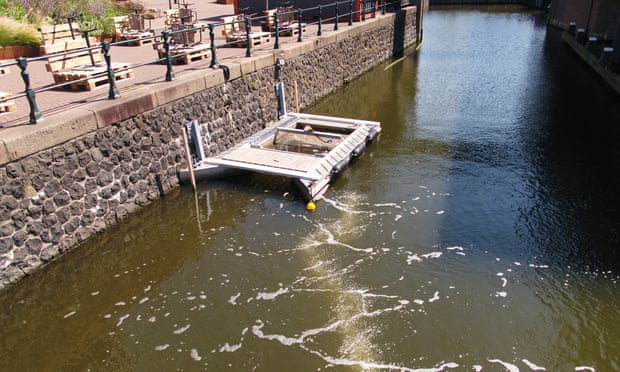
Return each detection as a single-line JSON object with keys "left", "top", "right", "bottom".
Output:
{"left": 349, "top": 0, "right": 353, "bottom": 26}
{"left": 568, "top": 22, "right": 577, "bottom": 37}
{"left": 334, "top": 2, "right": 339, "bottom": 31}
{"left": 245, "top": 17, "right": 252, "bottom": 57}
{"left": 162, "top": 31, "right": 175, "bottom": 81}
{"left": 102, "top": 42, "right": 120, "bottom": 99}
{"left": 208, "top": 23, "right": 218, "bottom": 67}
{"left": 17, "top": 57, "right": 42, "bottom": 124}
{"left": 274, "top": 12, "right": 280, "bottom": 49}
{"left": 317, "top": 5, "right": 322, "bottom": 36}
{"left": 297, "top": 9, "right": 303, "bottom": 42}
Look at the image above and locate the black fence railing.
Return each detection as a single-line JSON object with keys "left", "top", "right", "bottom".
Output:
{"left": 0, "top": 0, "right": 408, "bottom": 125}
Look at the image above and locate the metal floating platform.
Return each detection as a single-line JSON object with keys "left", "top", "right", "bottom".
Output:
{"left": 180, "top": 113, "right": 381, "bottom": 201}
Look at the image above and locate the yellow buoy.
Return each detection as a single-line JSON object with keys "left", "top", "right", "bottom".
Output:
{"left": 306, "top": 201, "right": 316, "bottom": 211}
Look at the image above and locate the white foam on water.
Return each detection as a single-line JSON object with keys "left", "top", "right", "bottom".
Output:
{"left": 228, "top": 292, "right": 241, "bottom": 305}
{"left": 529, "top": 264, "right": 549, "bottom": 269}
{"left": 154, "top": 344, "right": 169, "bottom": 351}
{"left": 421, "top": 252, "right": 443, "bottom": 259}
{"left": 252, "top": 301, "right": 407, "bottom": 347}
{"left": 436, "top": 210, "right": 445, "bottom": 215}
{"left": 307, "top": 348, "right": 459, "bottom": 372}
{"left": 473, "top": 365, "right": 483, "bottom": 371}
{"left": 488, "top": 358, "right": 519, "bottom": 371}
{"left": 428, "top": 291, "right": 440, "bottom": 303}
{"left": 346, "top": 288, "right": 399, "bottom": 300}
{"left": 414, "top": 299, "right": 424, "bottom": 305}
{"left": 256, "top": 287, "right": 289, "bottom": 301}
{"left": 219, "top": 342, "right": 242, "bottom": 352}
{"left": 407, "top": 254, "right": 422, "bottom": 264}
{"left": 373, "top": 202, "right": 400, "bottom": 207}
{"left": 91, "top": 291, "right": 100, "bottom": 296}
{"left": 522, "top": 358, "right": 546, "bottom": 370}
{"left": 139, "top": 297, "right": 149, "bottom": 304}
{"left": 173, "top": 324, "right": 191, "bottom": 335}
{"left": 495, "top": 291, "right": 507, "bottom": 298}
{"left": 63, "top": 311, "right": 76, "bottom": 319}
{"left": 322, "top": 196, "right": 372, "bottom": 214}
{"left": 190, "top": 348, "right": 202, "bottom": 361}
{"left": 303, "top": 260, "right": 329, "bottom": 271}
{"left": 115, "top": 301, "right": 126, "bottom": 306}
{"left": 395, "top": 214, "right": 403, "bottom": 221}
{"left": 575, "top": 367, "right": 595, "bottom": 371}
{"left": 500, "top": 278, "right": 508, "bottom": 287}
{"left": 116, "top": 314, "right": 130, "bottom": 327}
{"left": 446, "top": 246, "right": 464, "bottom": 251}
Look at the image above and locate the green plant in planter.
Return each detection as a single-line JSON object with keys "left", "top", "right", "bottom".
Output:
{"left": 0, "top": 16, "right": 40, "bottom": 47}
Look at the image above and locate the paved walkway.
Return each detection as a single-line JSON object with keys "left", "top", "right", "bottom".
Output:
{"left": 0, "top": 0, "right": 337, "bottom": 129}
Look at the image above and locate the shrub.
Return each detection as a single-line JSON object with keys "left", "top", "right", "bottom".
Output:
{"left": 0, "top": 16, "right": 41, "bottom": 47}
{"left": 0, "top": 0, "right": 145, "bottom": 38}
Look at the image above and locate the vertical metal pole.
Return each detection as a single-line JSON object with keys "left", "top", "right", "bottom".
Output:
{"left": 349, "top": 0, "right": 353, "bottom": 25}
{"left": 67, "top": 17, "right": 76, "bottom": 39}
{"left": 162, "top": 31, "right": 175, "bottom": 81}
{"left": 245, "top": 17, "right": 252, "bottom": 57}
{"left": 16, "top": 57, "right": 42, "bottom": 124}
{"left": 274, "top": 12, "right": 280, "bottom": 49}
{"left": 334, "top": 2, "right": 339, "bottom": 31}
{"left": 102, "top": 42, "right": 120, "bottom": 99}
{"left": 317, "top": 5, "right": 322, "bottom": 36}
{"left": 371, "top": 0, "right": 376, "bottom": 18}
{"left": 362, "top": 0, "right": 366, "bottom": 21}
{"left": 81, "top": 29, "right": 96, "bottom": 66}
{"left": 208, "top": 24, "right": 218, "bottom": 67}
{"left": 297, "top": 9, "right": 303, "bottom": 42}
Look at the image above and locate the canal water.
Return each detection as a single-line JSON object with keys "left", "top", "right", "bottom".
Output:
{"left": 2, "top": 6, "right": 619, "bottom": 371}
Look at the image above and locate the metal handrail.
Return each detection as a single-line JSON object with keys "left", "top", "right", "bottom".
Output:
{"left": 0, "top": 0, "right": 405, "bottom": 125}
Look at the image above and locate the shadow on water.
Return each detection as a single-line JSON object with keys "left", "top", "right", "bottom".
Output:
{"left": 516, "top": 27, "right": 620, "bottom": 271}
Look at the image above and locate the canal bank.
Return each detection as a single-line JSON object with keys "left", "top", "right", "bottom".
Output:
{"left": 0, "top": 7, "right": 421, "bottom": 290}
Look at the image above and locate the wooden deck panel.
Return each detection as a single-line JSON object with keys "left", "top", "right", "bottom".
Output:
{"left": 221, "top": 147, "right": 318, "bottom": 172}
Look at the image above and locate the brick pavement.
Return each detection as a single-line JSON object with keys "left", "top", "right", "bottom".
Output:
{"left": 0, "top": 0, "right": 333, "bottom": 129}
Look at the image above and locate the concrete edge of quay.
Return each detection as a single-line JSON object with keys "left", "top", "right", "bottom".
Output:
{"left": 0, "top": 7, "right": 421, "bottom": 292}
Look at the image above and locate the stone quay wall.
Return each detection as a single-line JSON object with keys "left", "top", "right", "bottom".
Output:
{"left": 0, "top": 7, "right": 419, "bottom": 290}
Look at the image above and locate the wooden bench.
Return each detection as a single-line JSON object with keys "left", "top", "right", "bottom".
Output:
{"left": 39, "top": 23, "right": 134, "bottom": 91}
{"left": 113, "top": 14, "right": 154, "bottom": 45}
{"left": 221, "top": 16, "right": 271, "bottom": 47}
{"left": 39, "top": 22, "right": 82, "bottom": 47}
{"left": 261, "top": 8, "right": 306, "bottom": 36}
{"left": 155, "top": 23, "right": 210, "bottom": 64}
{"left": 0, "top": 91, "right": 16, "bottom": 114}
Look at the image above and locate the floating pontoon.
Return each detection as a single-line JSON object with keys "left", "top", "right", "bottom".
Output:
{"left": 180, "top": 112, "right": 381, "bottom": 201}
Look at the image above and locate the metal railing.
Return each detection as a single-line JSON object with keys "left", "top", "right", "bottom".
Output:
{"left": 0, "top": 0, "right": 404, "bottom": 125}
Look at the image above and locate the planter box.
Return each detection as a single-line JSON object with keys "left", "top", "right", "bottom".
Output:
{"left": 0, "top": 45, "right": 40, "bottom": 59}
